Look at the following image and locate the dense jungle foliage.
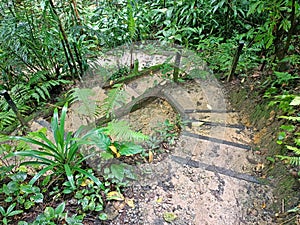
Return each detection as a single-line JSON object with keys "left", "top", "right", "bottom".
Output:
{"left": 0, "top": 0, "right": 299, "bottom": 224}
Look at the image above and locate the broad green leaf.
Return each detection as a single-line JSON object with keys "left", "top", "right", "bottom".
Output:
{"left": 7, "top": 181, "right": 19, "bottom": 193}
{"left": 59, "top": 104, "right": 68, "bottom": 146}
{"left": 277, "top": 132, "right": 286, "bottom": 140}
{"left": 51, "top": 108, "right": 60, "bottom": 146}
{"left": 0, "top": 206, "right": 5, "bottom": 215}
{"left": 83, "top": 131, "right": 111, "bottom": 150}
{"left": 34, "top": 132, "right": 58, "bottom": 153}
{"left": 7, "top": 209, "right": 23, "bottom": 217}
{"left": 44, "top": 206, "right": 55, "bottom": 219}
{"left": 119, "top": 143, "right": 143, "bottom": 156}
{"left": 6, "top": 203, "right": 16, "bottom": 214}
{"left": 99, "top": 213, "right": 108, "bottom": 221}
{"left": 32, "top": 193, "right": 44, "bottom": 203}
{"left": 110, "top": 164, "right": 125, "bottom": 181}
{"left": 55, "top": 202, "right": 65, "bottom": 215}
{"left": 24, "top": 201, "right": 35, "bottom": 210}
{"left": 20, "top": 184, "right": 35, "bottom": 194}
{"left": 101, "top": 152, "right": 114, "bottom": 160}
{"left": 81, "top": 197, "right": 89, "bottom": 211}
{"left": 280, "top": 125, "right": 295, "bottom": 132}
{"left": 10, "top": 172, "right": 27, "bottom": 182}
{"left": 9, "top": 136, "right": 59, "bottom": 157}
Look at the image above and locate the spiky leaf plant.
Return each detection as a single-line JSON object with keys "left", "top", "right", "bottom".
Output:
{"left": 9, "top": 104, "right": 104, "bottom": 190}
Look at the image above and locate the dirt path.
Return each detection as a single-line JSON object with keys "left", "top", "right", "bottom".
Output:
{"left": 104, "top": 75, "right": 275, "bottom": 225}
{"left": 31, "top": 42, "right": 276, "bottom": 224}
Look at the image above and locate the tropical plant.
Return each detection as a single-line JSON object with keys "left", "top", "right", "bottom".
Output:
{"left": 70, "top": 87, "right": 99, "bottom": 121}
{"left": 275, "top": 95, "right": 300, "bottom": 168}
{"left": 0, "top": 203, "right": 23, "bottom": 225}
{"left": 98, "top": 84, "right": 128, "bottom": 119}
{"left": 246, "top": 0, "right": 299, "bottom": 64}
{"left": 105, "top": 120, "right": 148, "bottom": 143}
{"left": 17, "top": 202, "right": 84, "bottom": 225}
{"left": 0, "top": 171, "right": 43, "bottom": 210}
{"left": 9, "top": 103, "right": 103, "bottom": 190}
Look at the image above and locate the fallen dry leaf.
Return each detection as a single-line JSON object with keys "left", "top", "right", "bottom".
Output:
{"left": 156, "top": 197, "right": 163, "bottom": 203}
{"left": 107, "top": 191, "right": 124, "bottom": 201}
{"left": 109, "top": 145, "right": 120, "bottom": 158}
{"left": 125, "top": 198, "right": 135, "bottom": 208}
{"left": 113, "top": 200, "right": 126, "bottom": 211}
{"left": 80, "top": 178, "right": 94, "bottom": 187}
{"left": 149, "top": 150, "right": 153, "bottom": 163}
{"left": 254, "top": 163, "right": 265, "bottom": 172}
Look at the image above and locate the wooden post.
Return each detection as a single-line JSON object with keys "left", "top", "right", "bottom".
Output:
{"left": 227, "top": 41, "right": 244, "bottom": 82}
{"left": 173, "top": 48, "right": 182, "bottom": 83}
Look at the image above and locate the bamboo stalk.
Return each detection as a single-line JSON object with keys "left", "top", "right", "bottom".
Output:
{"left": 49, "top": 0, "right": 78, "bottom": 78}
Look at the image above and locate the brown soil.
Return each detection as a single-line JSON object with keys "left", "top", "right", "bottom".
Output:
{"left": 20, "top": 43, "right": 298, "bottom": 225}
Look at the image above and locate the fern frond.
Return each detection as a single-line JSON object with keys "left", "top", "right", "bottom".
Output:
{"left": 70, "top": 88, "right": 97, "bottom": 118}
{"left": 286, "top": 145, "right": 300, "bottom": 154}
{"left": 105, "top": 120, "right": 149, "bottom": 143}
{"left": 276, "top": 155, "right": 300, "bottom": 166}
{"left": 99, "top": 84, "right": 127, "bottom": 118}
{"left": 276, "top": 145, "right": 300, "bottom": 166}
{"left": 0, "top": 111, "right": 16, "bottom": 128}
{"left": 28, "top": 71, "right": 47, "bottom": 85}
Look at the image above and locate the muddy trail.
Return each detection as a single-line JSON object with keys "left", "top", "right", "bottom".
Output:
{"left": 31, "top": 42, "right": 276, "bottom": 224}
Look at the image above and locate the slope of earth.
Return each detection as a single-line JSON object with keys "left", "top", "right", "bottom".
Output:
{"left": 100, "top": 76, "right": 276, "bottom": 225}
{"left": 29, "top": 44, "right": 278, "bottom": 224}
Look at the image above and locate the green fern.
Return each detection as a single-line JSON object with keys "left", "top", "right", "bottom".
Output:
{"left": 276, "top": 155, "right": 300, "bottom": 166}
{"left": 105, "top": 120, "right": 148, "bottom": 143}
{"left": 0, "top": 111, "right": 16, "bottom": 130}
{"left": 100, "top": 84, "right": 127, "bottom": 118}
{"left": 0, "top": 77, "right": 70, "bottom": 129}
{"left": 32, "top": 79, "right": 71, "bottom": 103}
{"left": 70, "top": 87, "right": 98, "bottom": 119}
{"left": 276, "top": 95, "right": 300, "bottom": 166}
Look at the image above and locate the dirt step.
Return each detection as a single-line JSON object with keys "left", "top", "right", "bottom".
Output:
{"left": 175, "top": 134, "right": 260, "bottom": 174}
{"left": 127, "top": 153, "right": 273, "bottom": 225}
{"left": 184, "top": 125, "right": 252, "bottom": 146}
{"left": 185, "top": 111, "right": 240, "bottom": 124}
